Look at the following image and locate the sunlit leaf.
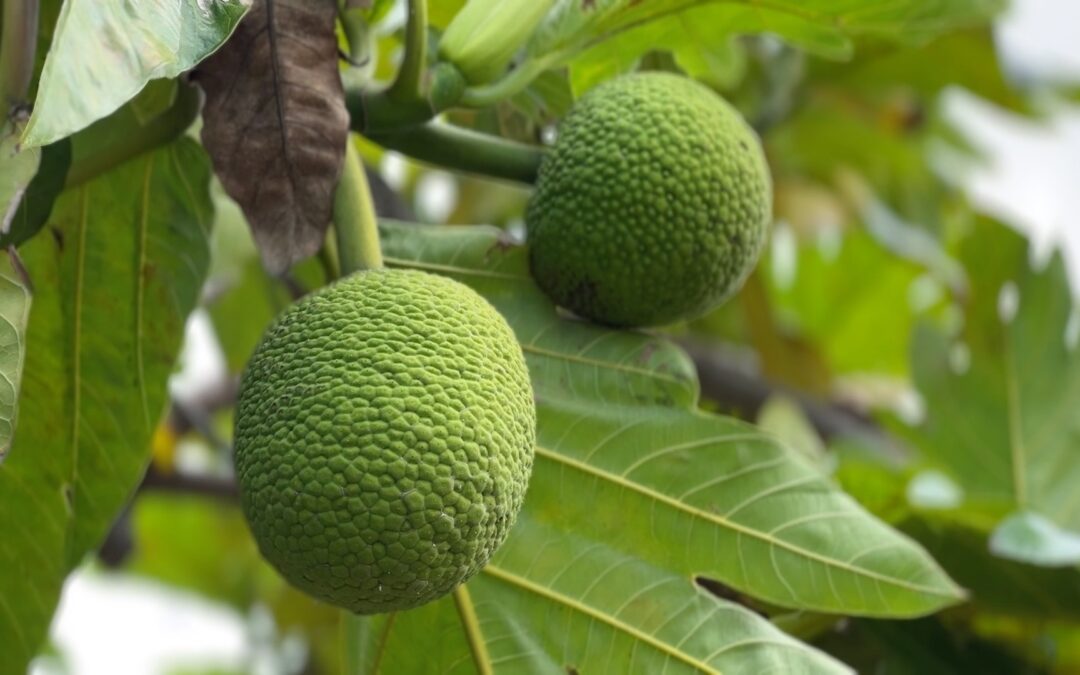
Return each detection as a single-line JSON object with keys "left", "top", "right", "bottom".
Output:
{"left": 350, "top": 512, "right": 852, "bottom": 674}
{"left": 990, "top": 512, "right": 1080, "bottom": 568}
{"left": 527, "top": 0, "right": 1003, "bottom": 78}
{"left": 23, "top": 0, "right": 248, "bottom": 147}
{"left": 375, "top": 220, "right": 958, "bottom": 637}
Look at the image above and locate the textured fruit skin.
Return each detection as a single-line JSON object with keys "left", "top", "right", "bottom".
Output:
{"left": 527, "top": 72, "right": 772, "bottom": 327}
{"left": 234, "top": 269, "right": 535, "bottom": 614}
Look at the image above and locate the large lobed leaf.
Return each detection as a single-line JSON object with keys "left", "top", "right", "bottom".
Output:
{"left": 337, "top": 221, "right": 964, "bottom": 673}
{"left": 524, "top": 0, "right": 1003, "bottom": 94}
{"left": 911, "top": 220, "right": 1080, "bottom": 565}
{"left": 349, "top": 513, "right": 850, "bottom": 674}
{"left": 22, "top": 0, "right": 247, "bottom": 147}
{"left": 0, "top": 139, "right": 215, "bottom": 672}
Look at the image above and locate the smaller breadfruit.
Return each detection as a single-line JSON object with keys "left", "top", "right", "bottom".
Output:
{"left": 526, "top": 72, "right": 773, "bottom": 327}
{"left": 234, "top": 269, "right": 536, "bottom": 614}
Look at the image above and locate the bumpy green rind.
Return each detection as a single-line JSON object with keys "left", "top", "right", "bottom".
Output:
{"left": 234, "top": 269, "right": 536, "bottom": 614}
{"left": 526, "top": 72, "right": 772, "bottom": 327}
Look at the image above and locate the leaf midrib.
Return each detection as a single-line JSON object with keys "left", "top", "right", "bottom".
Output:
{"left": 481, "top": 564, "right": 720, "bottom": 675}
{"left": 534, "top": 445, "right": 961, "bottom": 602}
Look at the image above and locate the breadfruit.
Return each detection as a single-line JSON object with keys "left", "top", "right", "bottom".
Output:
{"left": 233, "top": 269, "right": 535, "bottom": 614}
{"left": 526, "top": 72, "right": 772, "bottom": 327}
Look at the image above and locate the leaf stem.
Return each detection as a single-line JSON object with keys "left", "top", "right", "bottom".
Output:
{"left": 385, "top": 0, "right": 427, "bottom": 103}
{"left": 0, "top": 0, "right": 39, "bottom": 106}
{"left": 458, "top": 51, "right": 563, "bottom": 108}
{"left": 333, "top": 138, "right": 383, "bottom": 275}
{"left": 367, "top": 122, "right": 545, "bottom": 184}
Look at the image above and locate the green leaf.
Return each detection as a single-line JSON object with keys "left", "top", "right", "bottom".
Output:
{"left": 0, "top": 121, "right": 41, "bottom": 230}
{"left": 527, "top": 0, "right": 1002, "bottom": 73}
{"left": 22, "top": 0, "right": 248, "bottom": 147}
{"left": 990, "top": 512, "right": 1080, "bottom": 568}
{"left": 378, "top": 222, "right": 961, "bottom": 626}
{"left": 0, "top": 255, "right": 32, "bottom": 458}
{"left": 351, "top": 512, "right": 851, "bottom": 674}
{"left": 2, "top": 139, "right": 72, "bottom": 248}
{"left": 766, "top": 227, "right": 932, "bottom": 376}
{"left": 0, "top": 138, "right": 214, "bottom": 671}
{"left": 911, "top": 220, "right": 1080, "bottom": 538}
{"left": 758, "top": 396, "right": 827, "bottom": 468}
{"left": 817, "top": 615, "right": 1044, "bottom": 675}
{"left": 901, "top": 513, "right": 1080, "bottom": 621}
{"left": 566, "top": 5, "right": 845, "bottom": 96}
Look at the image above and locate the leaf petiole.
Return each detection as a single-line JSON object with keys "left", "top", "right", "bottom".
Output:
{"left": 458, "top": 51, "right": 566, "bottom": 108}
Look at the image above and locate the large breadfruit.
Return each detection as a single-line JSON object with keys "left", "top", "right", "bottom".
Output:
{"left": 233, "top": 269, "right": 535, "bottom": 614}
{"left": 527, "top": 72, "right": 772, "bottom": 327}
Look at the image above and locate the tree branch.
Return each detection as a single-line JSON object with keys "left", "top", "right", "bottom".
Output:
{"left": 141, "top": 464, "right": 238, "bottom": 501}
{"left": 0, "top": 0, "right": 39, "bottom": 106}
{"left": 680, "top": 339, "right": 895, "bottom": 450}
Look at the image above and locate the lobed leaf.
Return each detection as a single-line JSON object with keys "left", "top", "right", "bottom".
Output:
{"left": 911, "top": 220, "right": 1080, "bottom": 543}
{"left": 525, "top": 0, "right": 1003, "bottom": 83}
{"left": 352, "top": 513, "right": 852, "bottom": 674}
{"left": 354, "top": 220, "right": 965, "bottom": 671}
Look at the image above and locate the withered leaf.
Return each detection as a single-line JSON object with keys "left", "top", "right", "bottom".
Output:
{"left": 196, "top": 0, "right": 349, "bottom": 274}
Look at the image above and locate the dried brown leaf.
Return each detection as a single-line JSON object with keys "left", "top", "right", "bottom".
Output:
{"left": 196, "top": 0, "right": 349, "bottom": 274}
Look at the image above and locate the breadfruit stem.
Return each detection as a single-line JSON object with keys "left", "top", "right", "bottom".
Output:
{"left": 333, "top": 138, "right": 384, "bottom": 274}
{"left": 0, "top": 0, "right": 39, "bottom": 106}
{"left": 366, "top": 122, "right": 545, "bottom": 184}
{"left": 453, "top": 585, "right": 494, "bottom": 675}
{"left": 351, "top": 0, "right": 432, "bottom": 134}
{"left": 385, "top": 0, "right": 427, "bottom": 104}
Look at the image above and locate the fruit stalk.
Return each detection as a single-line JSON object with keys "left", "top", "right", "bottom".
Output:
{"left": 458, "top": 50, "right": 566, "bottom": 108}
{"left": 366, "top": 122, "right": 545, "bottom": 184}
{"left": 332, "top": 138, "right": 383, "bottom": 274}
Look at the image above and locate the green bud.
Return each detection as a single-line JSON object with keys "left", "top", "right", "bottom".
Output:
{"left": 438, "top": 0, "right": 557, "bottom": 85}
{"left": 428, "top": 62, "right": 468, "bottom": 111}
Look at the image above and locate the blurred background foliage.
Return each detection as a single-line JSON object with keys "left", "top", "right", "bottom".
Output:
{"left": 36, "top": 1, "right": 1080, "bottom": 673}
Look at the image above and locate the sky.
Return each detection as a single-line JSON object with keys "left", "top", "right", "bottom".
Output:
{"left": 33, "top": 1, "right": 1080, "bottom": 674}
{"left": 951, "top": 0, "right": 1080, "bottom": 286}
